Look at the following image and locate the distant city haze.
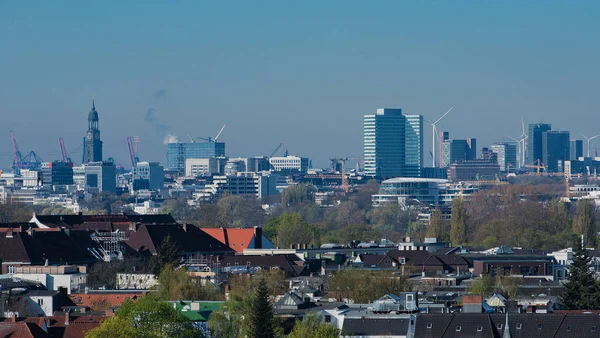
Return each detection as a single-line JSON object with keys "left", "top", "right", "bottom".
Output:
{"left": 1, "top": 2, "right": 599, "bottom": 170}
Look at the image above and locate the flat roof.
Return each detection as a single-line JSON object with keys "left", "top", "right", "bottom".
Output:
{"left": 382, "top": 177, "right": 449, "bottom": 184}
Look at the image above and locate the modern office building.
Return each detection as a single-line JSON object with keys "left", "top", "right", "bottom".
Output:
{"left": 166, "top": 141, "right": 225, "bottom": 174}
{"left": 132, "top": 162, "right": 164, "bottom": 190}
{"left": 84, "top": 161, "right": 117, "bottom": 194}
{"left": 199, "top": 172, "right": 279, "bottom": 199}
{"left": 543, "top": 131, "right": 570, "bottom": 172}
{"left": 363, "top": 108, "right": 423, "bottom": 179}
{"left": 84, "top": 100, "right": 103, "bottom": 163}
{"left": 527, "top": 123, "right": 552, "bottom": 165}
{"left": 447, "top": 159, "right": 501, "bottom": 181}
{"left": 41, "top": 161, "right": 74, "bottom": 186}
{"left": 490, "top": 143, "right": 518, "bottom": 172}
{"left": 269, "top": 155, "right": 309, "bottom": 173}
{"left": 570, "top": 140, "right": 584, "bottom": 160}
{"left": 441, "top": 134, "right": 477, "bottom": 168}
{"left": 371, "top": 178, "right": 478, "bottom": 207}
{"left": 186, "top": 158, "right": 219, "bottom": 177}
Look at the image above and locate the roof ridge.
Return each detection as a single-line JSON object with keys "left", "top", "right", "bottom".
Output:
{"left": 439, "top": 313, "right": 454, "bottom": 337}
{"left": 551, "top": 314, "right": 566, "bottom": 338}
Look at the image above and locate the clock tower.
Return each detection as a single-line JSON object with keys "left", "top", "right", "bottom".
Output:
{"left": 84, "top": 99, "right": 103, "bottom": 163}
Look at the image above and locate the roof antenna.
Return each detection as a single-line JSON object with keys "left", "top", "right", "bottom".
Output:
{"left": 92, "top": 96, "right": 95, "bottom": 109}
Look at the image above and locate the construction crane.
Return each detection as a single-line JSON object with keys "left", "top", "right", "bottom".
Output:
{"left": 126, "top": 136, "right": 137, "bottom": 168}
{"left": 10, "top": 131, "right": 43, "bottom": 175}
{"left": 58, "top": 137, "right": 72, "bottom": 163}
{"left": 269, "top": 142, "right": 284, "bottom": 158}
{"left": 524, "top": 159, "right": 544, "bottom": 175}
{"left": 331, "top": 158, "right": 350, "bottom": 192}
{"left": 193, "top": 124, "right": 227, "bottom": 143}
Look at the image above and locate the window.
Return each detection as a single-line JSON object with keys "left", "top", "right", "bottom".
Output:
{"left": 324, "top": 315, "right": 331, "bottom": 323}
{"left": 426, "top": 322, "right": 432, "bottom": 329}
{"left": 38, "top": 299, "right": 44, "bottom": 306}
{"left": 456, "top": 326, "right": 461, "bottom": 332}
{"left": 592, "top": 326, "right": 597, "bottom": 332}
{"left": 7, "top": 266, "right": 15, "bottom": 274}
{"left": 566, "top": 326, "right": 571, "bottom": 331}
{"left": 517, "top": 323, "right": 522, "bottom": 330}
{"left": 538, "top": 324, "right": 543, "bottom": 330}
{"left": 497, "top": 324, "right": 503, "bottom": 329}
{"left": 477, "top": 326, "right": 483, "bottom": 332}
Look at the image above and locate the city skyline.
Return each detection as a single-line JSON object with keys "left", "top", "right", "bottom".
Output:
{"left": 2, "top": 2, "right": 600, "bottom": 169}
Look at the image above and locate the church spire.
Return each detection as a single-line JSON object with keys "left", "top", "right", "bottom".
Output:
{"left": 92, "top": 97, "right": 95, "bottom": 110}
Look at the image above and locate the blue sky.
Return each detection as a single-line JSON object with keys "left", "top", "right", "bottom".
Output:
{"left": 1, "top": 1, "right": 599, "bottom": 169}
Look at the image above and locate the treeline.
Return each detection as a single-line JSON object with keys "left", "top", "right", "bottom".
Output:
{"left": 423, "top": 184, "right": 600, "bottom": 251}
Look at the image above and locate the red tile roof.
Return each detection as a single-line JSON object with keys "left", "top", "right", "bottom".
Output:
{"left": 201, "top": 228, "right": 256, "bottom": 253}
{"left": 69, "top": 292, "right": 147, "bottom": 310}
{"left": 0, "top": 321, "right": 48, "bottom": 338}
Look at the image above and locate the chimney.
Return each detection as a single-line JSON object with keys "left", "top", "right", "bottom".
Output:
{"left": 6, "top": 228, "right": 13, "bottom": 239}
{"left": 11, "top": 312, "right": 16, "bottom": 322}
{"left": 64, "top": 312, "right": 70, "bottom": 326}
{"left": 254, "top": 226, "right": 262, "bottom": 249}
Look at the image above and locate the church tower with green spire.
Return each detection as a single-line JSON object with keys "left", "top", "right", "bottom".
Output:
{"left": 84, "top": 98, "right": 103, "bottom": 163}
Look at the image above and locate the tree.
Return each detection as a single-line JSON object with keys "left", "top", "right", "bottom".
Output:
{"left": 469, "top": 275, "right": 494, "bottom": 297}
{"left": 264, "top": 213, "right": 318, "bottom": 249}
{"left": 154, "top": 234, "right": 183, "bottom": 274}
{"left": 247, "top": 278, "right": 276, "bottom": 338}
{"left": 559, "top": 240, "right": 600, "bottom": 310}
{"left": 281, "top": 184, "right": 316, "bottom": 207}
{"left": 157, "top": 264, "right": 200, "bottom": 301}
{"left": 450, "top": 197, "right": 467, "bottom": 245}
{"left": 85, "top": 296, "right": 202, "bottom": 338}
{"left": 573, "top": 200, "right": 596, "bottom": 247}
{"left": 288, "top": 314, "right": 339, "bottom": 338}
{"left": 217, "top": 195, "right": 265, "bottom": 228}
{"left": 426, "top": 209, "right": 448, "bottom": 241}
{"left": 207, "top": 293, "right": 250, "bottom": 338}
{"left": 327, "top": 271, "right": 411, "bottom": 303}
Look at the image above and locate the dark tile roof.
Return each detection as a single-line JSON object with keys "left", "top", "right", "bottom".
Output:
{"left": 434, "top": 254, "right": 469, "bottom": 267}
{"left": 219, "top": 255, "right": 306, "bottom": 277}
{"left": 388, "top": 250, "right": 441, "bottom": 266}
{"left": 341, "top": 318, "right": 410, "bottom": 336}
{"left": 554, "top": 314, "right": 600, "bottom": 337}
{"left": 356, "top": 254, "right": 398, "bottom": 268}
{"left": 442, "top": 313, "right": 494, "bottom": 338}
{"left": 127, "top": 224, "right": 233, "bottom": 256}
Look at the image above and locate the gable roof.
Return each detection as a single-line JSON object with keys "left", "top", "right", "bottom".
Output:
{"left": 355, "top": 254, "right": 398, "bottom": 268}
{"left": 68, "top": 292, "right": 147, "bottom": 311}
{"left": 201, "top": 228, "right": 256, "bottom": 253}
{"left": 442, "top": 313, "right": 494, "bottom": 338}
{"left": 388, "top": 250, "right": 443, "bottom": 266}
{"left": 341, "top": 318, "right": 411, "bottom": 336}
{"left": 219, "top": 254, "right": 306, "bottom": 277}
{"left": 415, "top": 314, "right": 455, "bottom": 338}
{"left": 127, "top": 224, "right": 233, "bottom": 255}
{"left": 0, "top": 321, "right": 49, "bottom": 338}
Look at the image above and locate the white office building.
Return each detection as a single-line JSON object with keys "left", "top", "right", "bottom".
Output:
{"left": 269, "top": 155, "right": 309, "bottom": 172}
{"left": 186, "top": 158, "right": 219, "bottom": 177}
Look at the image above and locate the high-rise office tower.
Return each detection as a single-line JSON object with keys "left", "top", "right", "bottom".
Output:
{"left": 440, "top": 133, "right": 477, "bottom": 168}
{"left": 491, "top": 143, "right": 518, "bottom": 172}
{"left": 543, "top": 131, "right": 570, "bottom": 172}
{"left": 570, "top": 140, "right": 583, "bottom": 160}
{"left": 363, "top": 108, "right": 423, "bottom": 179}
{"left": 404, "top": 115, "right": 424, "bottom": 178}
{"left": 166, "top": 141, "right": 226, "bottom": 175}
{"left": 84, "top": 99, "right": 103, "bottom": 163}
{"left": 527, "top": 123, "right": 551, "bottom": 165}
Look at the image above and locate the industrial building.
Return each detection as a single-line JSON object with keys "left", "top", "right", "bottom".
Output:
{"left": 363, "top": 108, "right": 423, "bottom": 179}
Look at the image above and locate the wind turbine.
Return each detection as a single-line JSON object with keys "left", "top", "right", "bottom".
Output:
{"left": 581, "top": 133, "right": 600, "bottom": 157}
{"left": 515, "top": 118, "right": 528, "bottom": 167}
{"left": 431, "top": 106, "right": 454, "bottom": 167}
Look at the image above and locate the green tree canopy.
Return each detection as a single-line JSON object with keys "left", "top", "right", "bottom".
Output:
{"left": 450, "top": 197, "right": 467, "bottom": 245}
{"left": 154, "top": 233, "right": 183, "bottom": 274}
{"left": 559, "top": 240, "right": 600, "bottom": 310}
{"left": 85, "top": 296, "right": 202, "bottom": 338}
{"left": 288, "top": 313, "right": 339, "bottom": 338}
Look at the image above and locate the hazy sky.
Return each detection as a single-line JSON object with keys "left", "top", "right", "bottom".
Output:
{"left": 2, "top": 1, "right": 599, "bottom": 170}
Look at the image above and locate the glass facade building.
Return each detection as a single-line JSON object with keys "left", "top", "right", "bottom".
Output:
{"left": 527, "top": 123, "right": 552, "bottom": 165}
{"left": 543, "top": 131, "right": 570, "bottom": 172}
{"left": 167, "top": 142, "right": 225, "bottom": 174}
{"left": 570, "top": 140, "right": 583, "bottom": 160}
{"left": 441, "top": 137, "right": 477, "bottom": 168}
{"left": 364, "top": 108, "right": 423, "bottom": 179}
{"left": 490, "top": 143, "right": 517, "bottom": 172}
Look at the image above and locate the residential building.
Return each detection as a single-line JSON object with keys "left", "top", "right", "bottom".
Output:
{"left": 83, "top": 99, "right": 103, "bottom": 163}
{"left": 40, "top": 161, "right": 74, "bottom": 187}
{"left": 13, "top": 265, "right": 87, "bottom": 294}
{"left": 200, "top": 227, "right": 274, "bottom": 253}
{"left": 269, "top": 155, "right": 309, "bottom": 173}
{"left": 570, "top": 139, "right": 584, "bottom": 160}
{"left": 543, "top": 130, "right": 570, "bottom": 172}
{"left": 490, "top": 143, "right": 517, "bottom": 172}
{"left": 166, "top": 141, "right": 225, "bottom": 174}
{"left": 528, "top": 123, "right": 552, "bottom": 165}
{"left": 441, "top": 134, "right": 477, "bottom": 168}
{"left": 447, "top": 159, "right": 501, "bottom": 181}
{"left": 84, "top": 161, "right": 116, "bottom": 194}
{"left": 364, "top": 108, "right": 423, "bottom": 179}
{"left": 132, "top": 161, "right": 164, "bottom": 190}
